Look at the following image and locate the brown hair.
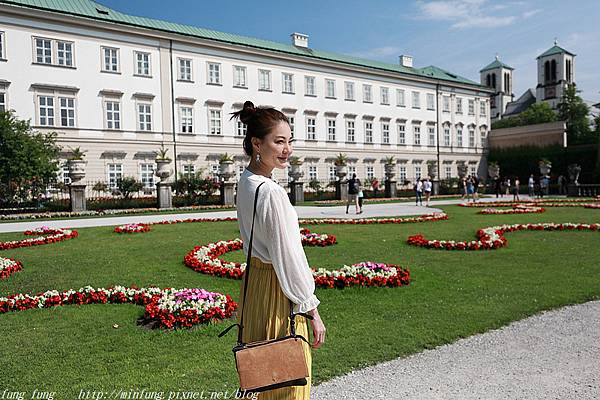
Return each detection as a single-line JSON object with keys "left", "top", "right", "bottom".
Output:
{"left": 230, "top": 101, "right": 289, "bottom": 156}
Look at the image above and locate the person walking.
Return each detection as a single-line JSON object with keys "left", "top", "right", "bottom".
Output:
{"left": 493, "top": 176, "right": 502, "bottom": 198}
{"left": 372, "top": 177, "right": 380, "bottom": 197}
{"left": 346, "top": 173, "right": 360, "bottom": 214}
{"left": 528, "top": 174, "right": 535, "bottom": 198}
{"left": 357, "top": 187, "right": 364, "bottom": 213}
{"left": 505, "top": 177, "right": 511, "bottom": 197}
{"left": 466, "top": 176, "right": 475, "bottom": 202}
{"left": 513, "top": 176, "right": 520, "bottom": 202}
{"left": 460, "top": 177, "right": 467, "bottom": 200}
{"left": 232, "top": 101, "right": 325, "bottom": 399}
{"left": 415, "top": 178, "right": 423, "bottom": 206}
{"left": 472, "top": 175, "right": 480, "bottom": 202}
{"left": 423, "top": 176, "right": 433, "bottom": 206}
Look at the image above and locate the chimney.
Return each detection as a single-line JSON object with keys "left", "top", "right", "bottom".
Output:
{"left": 400, "top": 54, "right": 413, "bottom": 68}
{"left": 291, "top": 33, "right": 309, "bottom": 48}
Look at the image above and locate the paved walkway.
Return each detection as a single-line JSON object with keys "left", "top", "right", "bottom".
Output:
{"left": 0, "top": 197, "right": 501, "bottom": 233}
{"left": 312, "top": 301, "right": 600, "bottom": 400}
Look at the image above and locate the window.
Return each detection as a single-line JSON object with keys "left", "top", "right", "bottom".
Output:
{"left": 305, "top": 76, "right": 316, "bottom": 96}
{"left": 469, "top": 127, "right": 475, "bottom": 147}
{"left": 443, "top": 126, "right": 451, "bottom": 146}
{"left": 428, "top": 126, "right": 435, "bottom": 146}
{"left": 35, "top": 38, "right": 52, "bottom": 64}
{"left": 470, "top": 165, "right": 477, "bottom": 176}
{"left": 282, "top": 73, "right": 294, "bottom": 94}
{"left": 178, "top": 58, "right": 192, "bottom": 81}
{"left": 258, "top": 69, "right": 271, "bottom": 91}
{"left": 102, "top": 47, "right": 119, "bottom": 72}
{"left": 381, "top": 87, "right": 389, "bottom": 105}
{"left": 346, "top": 120, "right": 355, "bottom": 142}
{"left": 327, "top": 119, "right": 336, "bottom": 141}
{"left": 442, "top": 96, "right": 450, "bottom": 112}
{"left": 59, "top": 97, "right": 75, "bottom": 127}
{"left": 207, "top": 62, "right": 221, "bottom": 84}
{"left": 364, "top": 121, "right": 373, "bottom": 143}
{"left": 233, "top": 66, "right": 247, "bottom": 87}
{"left": 107, "top": 164, "right": 123, "bottom": 189}
{"left": 381, "top": 122, "right": 390, "bottom": 144}
{"left": 306, "top": 117, "right": 316, "bottom": 140}
{"left": 415, "top": 165, "right": 422, "bottom": 180}
{"left": 236, "top": 120, "right": 247, "bottom": 136}
{"left": 480, "top": 128, "right": 487, "bottom": 147}
{"left": 179, "top": 106, "right": 193, "bottom": 134}
{"left": 445, "top": 165, "right": 452, "bottom": 179}
{"left": 0, "top": 31, "right": 5, "bottom": 59}
{"left": 60, "top": 163, "right": 71, "bottom": 185}
{"left": 38, "top": 95, "right": 54, "bottom": 126}
{"left": 468, "top": 99, "right": 475, "bottom": 115}
{"left": 183, "top": 164, "right": 196, "bottom": 177}
{"left": 397, "top": 123, "right": 406, "bottom": 145}
{"left": 105, "top": 100, "right": 121, "bottom": 130}
{"left": 412, "top": 91, "right": 420, "bottom": 109}
{"left": 398, "top": 165, "right": 407, "bottom": 182}
{"left": 479, "top": 101, "right": 486, "bottom": 117}
{"left": 134, "top": 51, "right": 150, "bottom": 76}
{"left": 209, "top": 109, "right": 222, "bottom": 135}
{"left": 0, "top": 91, "right": 6, "bottom": 112}
{"left": 348, "top": 165, "right": 356, "bottom": 177}
{"left": 326, "top": 79, "right": 336, "bottom": 98}
{"left": 456, "top": 97, "right": 463, "bottom": 114}
{"left": 396, "top": 89, "right": 405, "bottom": 107}
{"left": 57, "top": 41, "right": 73, "bottom": 67}
{"left": 427, "top": 93, "right": 435, "bottom": 110}
{"left": 308, "top": 165, "right": 317, "bottom": 181}
{"left": 140, "top": 164, "right": 154, "bottom": 189}
{"left": 456, "top": 127, "right": 463, "bottom": 147}
{"left": 363, "top": 84, "right": 372, "bottom": 103}
{"left": 287, "top": 116, "right": 295, "bottom": 135}
{"left": 366, "top": 165, "right": 374, "bottom": 180}
{"left": 328, "top": 166, "right": 336, "bottom": 182}
{"left": 137, "top": 102, "right": 152, "bottom": 131}
{"left": 344, "top": 82, "right": 354, "bottom": 100}
{"left": 413, "top": 125, "right": 421, "bottom": 145}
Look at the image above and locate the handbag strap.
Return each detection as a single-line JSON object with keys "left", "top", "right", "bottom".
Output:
{"left": 218, "top": 179, "right": 313, "bottom": 344}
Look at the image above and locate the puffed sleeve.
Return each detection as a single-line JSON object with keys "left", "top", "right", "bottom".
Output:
{"left": 257, "top": 185, "right": 320, "bottom": 314}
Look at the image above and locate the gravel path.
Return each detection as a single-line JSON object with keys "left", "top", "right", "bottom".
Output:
{"left": 312, "top": 300, "right": 600, "bottom": 400}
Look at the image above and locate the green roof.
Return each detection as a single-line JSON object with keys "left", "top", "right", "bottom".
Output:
{"left": 480, "top": 58, "right": 514, "bottom": 72}
{"left": 0, "top": 0, "right": 485, "bottom": 88}
{"left": 537, "top": 45, "right": 576, "bottom": 59}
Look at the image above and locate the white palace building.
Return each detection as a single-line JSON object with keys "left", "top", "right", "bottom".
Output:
{"left": 0, "top": 0, "right": 492, "bottom": 191}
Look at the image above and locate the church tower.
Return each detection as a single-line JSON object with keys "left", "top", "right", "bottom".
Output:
{"left": 536, "top": 40, "right": 575, "bottom": 109}
{"left": 480, "top": 55, "right": 514, "bottom": 120}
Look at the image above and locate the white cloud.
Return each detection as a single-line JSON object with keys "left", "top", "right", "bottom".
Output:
{"left": 415, "top": 0, "right": 542, "bottom": 30}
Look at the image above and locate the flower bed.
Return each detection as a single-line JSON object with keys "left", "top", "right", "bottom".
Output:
{"left": 1, "top": 227, "right": 79, "bottom": 280}
{"left": 479, "top": 205, "right": 546, "bottom": 215}
{"left": 461, "top": 199, "right": 600, "bottom": 208}
{"left": 114, "top": 223, "right": 151, "bottom": 233}
{"left": 407, "top": 222, "right": 600, "bottom": 251}
{"left": 584, "top": 204, "right": 600, "bottom": 209}
{"left": 184, "top": 229, "right": 410, "bottom": 288}
{"left": 0, "top": 285, "right": 236, "bottom": 329}
{"left": 298, "top": 213, "right": 448, "bottom": 225}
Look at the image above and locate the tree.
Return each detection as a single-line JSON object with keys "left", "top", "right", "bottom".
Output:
{"left": 116, "top": 176, "right": 143, "bottom": 199}
{"left": 0, "top": 111, "right": 60, "bottom": 204}
{"left": 491, "top": 102, "right": 557, "bottom": 129}
{"left": 557, "top": 84, "right": 592, "bottom": 144}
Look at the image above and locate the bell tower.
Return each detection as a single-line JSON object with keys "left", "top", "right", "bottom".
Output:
{"left": 536, "top": 40, "right": 575, "bottom": 109}
{"left": 480, "top": 55, "right": 514, "bottom": 120}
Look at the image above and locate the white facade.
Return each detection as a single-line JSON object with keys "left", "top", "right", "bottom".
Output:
{"left": 0, "top": 2, "right": 491, "bottom": 188}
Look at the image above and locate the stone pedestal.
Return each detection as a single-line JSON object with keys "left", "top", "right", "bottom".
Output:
{"left": 69, "top": 184, "right": 86, "bottom": 212}
{"left": 157, "top": 182, "right": 172, "bottom": 209}
{"left": 289, "top": 181, "right": 304, "bottom": 205}
{"left": 336, "top": 180, "right": 348, "bottom": 201}
{"left": 220, "top": 181, "right": 236, "bottom": 206}
{"left": 384, "top": 180, "right": 397, "bottom": 198}
{"left": 432, "top": 180, "right": 440, "bottom": 196}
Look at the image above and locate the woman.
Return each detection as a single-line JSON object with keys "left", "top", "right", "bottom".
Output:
{"left": 232, "top": 101, "right": 326, "bottom": 399}
{"left": 423, "top": 176, "right": 432, "bottom": 207}
{"left": 466, "top": 177, "right": 474, "bottom": 203}
{"left": 513, "top": 176, "right": 520, "bottom": 202}
{"left": 415, "top": 178, "right": 423, "bottom": 206}
{"left": 346, "top": 173, "right": 360, "bottom": 214}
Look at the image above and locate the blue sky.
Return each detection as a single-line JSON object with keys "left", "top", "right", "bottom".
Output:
{"left": 100, "top": 0, "right": 600, "bottom": 105}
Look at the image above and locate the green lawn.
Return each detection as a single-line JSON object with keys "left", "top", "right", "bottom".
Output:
{"left": 0, "top": 205, "right": 599, "bottom": 398}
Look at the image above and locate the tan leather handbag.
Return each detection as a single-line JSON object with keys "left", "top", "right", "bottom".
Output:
{"left": 219, "top": 182, "right": 312, "bottom": 392}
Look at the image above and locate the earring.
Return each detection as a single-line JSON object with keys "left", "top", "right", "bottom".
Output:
{"left": 256, "top": 153, "right": 261, "bottom": 163}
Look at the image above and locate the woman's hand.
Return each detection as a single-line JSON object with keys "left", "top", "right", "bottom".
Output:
{"left": 308, "top": 308, "right": 326, "bottom": 348}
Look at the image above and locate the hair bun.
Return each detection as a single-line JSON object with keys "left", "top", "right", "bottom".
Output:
{"left": 240, "top": 101, "right": 257, "bottom": 124}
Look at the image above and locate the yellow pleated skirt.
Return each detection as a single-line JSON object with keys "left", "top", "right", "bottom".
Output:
{"left": 238, "top": 257, "right": 312, "bottom": 400}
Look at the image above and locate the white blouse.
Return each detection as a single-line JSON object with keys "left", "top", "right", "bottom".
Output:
{"left": 236, "top": 168, "right": 320, "bottom": 314}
